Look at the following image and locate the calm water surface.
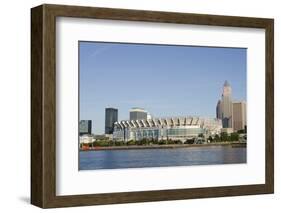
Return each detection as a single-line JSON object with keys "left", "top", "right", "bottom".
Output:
{"left": 79, "top": 145, "right": 246, "bottom": 170}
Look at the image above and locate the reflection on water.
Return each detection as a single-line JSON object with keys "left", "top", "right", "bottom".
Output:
{"left": 79, "top": 145, "right": 246, "bottom": 170}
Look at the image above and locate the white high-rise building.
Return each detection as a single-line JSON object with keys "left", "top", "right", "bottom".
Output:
{"left": 129, "top": 108, "right": 147, "bottom": 121}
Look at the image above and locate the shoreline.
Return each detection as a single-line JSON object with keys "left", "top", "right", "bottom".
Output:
{"left": 80, "top": 142, "right": 246, "bottom": 151}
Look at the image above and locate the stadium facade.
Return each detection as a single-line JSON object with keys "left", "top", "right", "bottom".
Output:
{"left": 113, "top": 116, "right": 222, "bottom": 142}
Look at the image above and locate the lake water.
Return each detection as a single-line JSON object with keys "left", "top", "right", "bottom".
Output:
{"left": 79, "top": 145, "right": 246, "bottom": 170}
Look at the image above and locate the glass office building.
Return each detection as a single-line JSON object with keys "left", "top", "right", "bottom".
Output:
{"left": 105, "top": 108, "right": 118, "bottom": 134}
{"left": 113, "top": 116, "right": 222, "bottom": 142}
{"left": 79, "top": 120, "right": 92, "bottom": 135}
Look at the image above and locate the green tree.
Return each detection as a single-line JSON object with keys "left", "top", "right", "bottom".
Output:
{"left": 137, "top": 138, "right": 149, "bottom": 146}
{"left": 167, "top": 139, "right": 175, "bottom": 144}
{"left": 185, "top": 138, "right": 194, "bottom": 144}
{"left": 237, "top": 129, "right": 245, "bottom": 134}
{"left": 221, "top": 132, "right": 228, "bottom": 142}
{"left": 152, "top": 139, "right": 158, "bottom": 145}
{"left": 198, "top": 133, "right": 204, "bottom": 138}
{"left": 214, "top": 134, "right": 220, "bottom": 142}
{"left": 127, "top": 140, "right": 136, "bottom": 146}
{"left": 158, "top": 140, "right": 166, "bottom": 145}
{"left": 230, "top": 133, "right": 239, "bottom": 141}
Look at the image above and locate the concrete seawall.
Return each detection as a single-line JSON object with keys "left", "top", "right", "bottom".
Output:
{"left": 80, "top": 142, "right": 246, "bottom": 152}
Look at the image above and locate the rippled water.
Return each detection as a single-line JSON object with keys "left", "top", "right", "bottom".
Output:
{"left": 79, "top": 145, "right": 246, "bottom": 170}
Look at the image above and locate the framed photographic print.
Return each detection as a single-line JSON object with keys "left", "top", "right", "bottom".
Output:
{"left": 31, "top": 4, "right": 274, "bottom": 208}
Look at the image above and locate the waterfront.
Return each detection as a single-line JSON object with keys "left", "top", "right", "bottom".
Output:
{"left": 79, "top": 145, "right": 246, "bottom": 170}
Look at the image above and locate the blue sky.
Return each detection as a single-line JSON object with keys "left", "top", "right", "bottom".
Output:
{"left": 79, "top": 41, "right": 246, "bottom": 134}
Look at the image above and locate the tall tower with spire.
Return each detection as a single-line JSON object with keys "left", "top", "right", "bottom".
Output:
{"left": 221, "top": 80, "right": 233, "bottom": 128}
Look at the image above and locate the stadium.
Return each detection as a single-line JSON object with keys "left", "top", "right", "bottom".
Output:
{"left": 113, "top": 116, "right": 222, "bottom": 143}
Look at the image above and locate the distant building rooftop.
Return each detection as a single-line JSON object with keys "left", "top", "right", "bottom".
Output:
{"left": 130, "top": 107, "right": 147, "bottom": 112}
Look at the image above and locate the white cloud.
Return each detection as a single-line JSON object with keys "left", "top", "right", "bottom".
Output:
{"left": 90, "top": 46, "right": 111, "bottom": 58}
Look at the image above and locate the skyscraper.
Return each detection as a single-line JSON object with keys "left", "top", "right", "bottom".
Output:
{"left": 233, "top": 101, "right": 247, "bottom": 131}
{"left": 221, "top": 80, "right": 233, "bottom": 128}
{"left": 79, "top": 120, "right": 92, "bottom": 135}
{"left": 105, "top": 108, "right": 118, "bottom": 134}
{"left": 129, "top": 108, "right": 147, "bottom": 120}
{"left": 216, "top": 100, "right": 222, "bottom": 119}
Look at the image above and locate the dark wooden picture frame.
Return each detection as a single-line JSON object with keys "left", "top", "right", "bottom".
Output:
{"left": 31, "top": 4, "right": 274, "bottom": 208}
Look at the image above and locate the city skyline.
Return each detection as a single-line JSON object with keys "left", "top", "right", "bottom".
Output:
{"left": 79, "top": 41, "right": 247, "bottom": 134}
